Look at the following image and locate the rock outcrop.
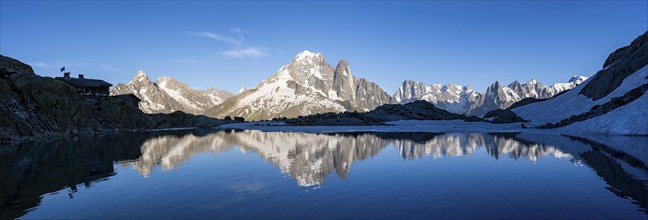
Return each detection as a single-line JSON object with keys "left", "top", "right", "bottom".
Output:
{"left": 0, "top": 55, "right": 226, "bottom": 140}
{"left": 580, "top": 31, "right": 648, "bottom": 100}
{"left": 483, "top": 109, "right": 529, "bottom": 124}
{"left": 0, "top": 55, "right": 35, "bottom": 75}
{"left": 284, "top": 100, "right": 466, "bottom": 126}
{"left": 366, "top": 100, "right": 466, "bottom": 121}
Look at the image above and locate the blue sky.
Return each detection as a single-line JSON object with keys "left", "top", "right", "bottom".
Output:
{"left": 1, "top": 1, "right": 646, "bottom": 94}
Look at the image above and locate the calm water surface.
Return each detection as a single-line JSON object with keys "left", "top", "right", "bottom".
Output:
{"left": 1, "top": 130, "right": 647, "bottom": 219}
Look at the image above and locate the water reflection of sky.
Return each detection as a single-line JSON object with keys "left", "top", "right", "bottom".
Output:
{"left": 1, "top": 130, "right": 646, "bottom": 219}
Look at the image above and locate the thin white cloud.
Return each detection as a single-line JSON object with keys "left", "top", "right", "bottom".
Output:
{"left": 221, "top": 46, "right": 269, "bottom": 59}
{"left": 187, "top": 31, "right": 243, "bottom": 47}
{"left": 229, "top": 28, "right": 249, "bottom": 34}
{"left": 101, "top": 64, "right": 122, "bottom": 72}
{"left": 188, "top": 28, "right": 270, "bottom": 59}
{"left": 29, "top": 61, "right": 49, "bottom": 68}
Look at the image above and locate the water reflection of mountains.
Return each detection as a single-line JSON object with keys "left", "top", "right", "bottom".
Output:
{"left": 131, "top": 131, "right": 602, "bottom": 185}
{"left": 1, "top": 130, "right": 647, "bottom": 218}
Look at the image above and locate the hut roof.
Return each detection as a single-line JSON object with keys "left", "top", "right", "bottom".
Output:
{"left": 55, "top": 77, "right": 112, "bottom": 88}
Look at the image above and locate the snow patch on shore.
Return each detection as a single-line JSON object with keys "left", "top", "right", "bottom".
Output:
{"left": 513, "top": 65, "right": 648, "bottom": 126}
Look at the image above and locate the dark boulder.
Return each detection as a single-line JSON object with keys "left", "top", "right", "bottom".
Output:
{"left": 485, "top": 109, "right": 529, "bottom": 124}
{"left": 286, "top": 111, "right": 384, "bottom": 126}
{"left": 464, "top": 116, "right": 485, "bottom": 122}
{"left": 368, "top": 100, "right": 466, "bottom": 121}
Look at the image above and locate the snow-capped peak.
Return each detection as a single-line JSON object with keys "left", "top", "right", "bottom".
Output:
{"left": 237, "top": 87, "right": 246, "bottom": 94}
{"left": 527, "top": 79, "right": 537, "bottom": 84}
{"left": 135, "top": 70, "right": 147, "bottom": 78}
{"left": 155, "top": 76, "right": 169, "bottom": 85}
{"left": 294, "top": 50, "right": 321, "bottom": 62}
{"left": 157, "top": 75, "right": 172, "bottom": 81}
{"left": 130, "top": 70, "right": 150, "bottom": 83}
{"left": 569, "top": 75, "right": 589, "bottom": 84}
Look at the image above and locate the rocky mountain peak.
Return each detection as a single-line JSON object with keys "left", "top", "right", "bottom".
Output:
{"left": 334, "top": 59, "right": 352, "bottom": 77}
{"left": 442, "top": 84, "right": 462, "bottom": 93}
{"left": 487, "top": 81, "right": 502, "bottom": 92}
{"left": 156, "top": 75, "right": 186, "bottom": 86}
{"left": 156, "top": 76, "right": 191, "bottom": 91}
{"left": 394, "top": 80, "right": 429, "bottom": 103}
{"left": 569, "top": 75, "right": 588, "bottom": 84}
{"left": 402, "top": 79, "right": 418, "bottom": 85}
{"left": 135, "top": 70, "right": 147, "bottom": 77}
{"left": 280, "top": 50, "right": 333, "bottom": 82}
{"left": 132, "top": 70, "right": 151, "bottom": 83}
{"left": 295, "top": 50, "right": 318, "bottom": 59}
{"left": 508, "top": 81, "right": 521, "bottom": 90}
{"left": 333, "top": 59, "right": 356, "bottom": 101}
{"left": 157, "top": 75, "right": 173, "bottom": 81}
{"left": 293, "top": 50, "right": 325, "bottom": 64}
{"left": 336, "top": 59, "right": 349, "bottom": 67}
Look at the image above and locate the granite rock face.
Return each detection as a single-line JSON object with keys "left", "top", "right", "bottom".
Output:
{"left": 1, "top": 72, "right": 98, "bottom": 136}
{"left": 580, "top": 31, "right": 648, "bottom": 100}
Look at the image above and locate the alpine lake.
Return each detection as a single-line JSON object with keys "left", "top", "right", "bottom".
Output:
{"left": 1, "top": 129, "right": 647, "bottom": 219}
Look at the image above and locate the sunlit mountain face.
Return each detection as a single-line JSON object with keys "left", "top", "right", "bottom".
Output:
{"left": 1, "top": 130, "right": 646, "bottom": 219}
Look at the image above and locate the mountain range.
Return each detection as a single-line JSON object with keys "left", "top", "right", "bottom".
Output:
{"left": 110, "top": 70, "right": 232, "bottom": 114}
{"left": 113, "top": 51, "right": 586, "bottom": 120}
{"left": 1, "top": 32, "right": 645, "bottom": 138}
{"left": 394, "top": 75, "right": 588, "bottom": 115}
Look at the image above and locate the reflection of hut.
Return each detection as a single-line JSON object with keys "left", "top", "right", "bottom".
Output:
{"left": 55, "top": 72, "right": 112, "bottom": 95}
